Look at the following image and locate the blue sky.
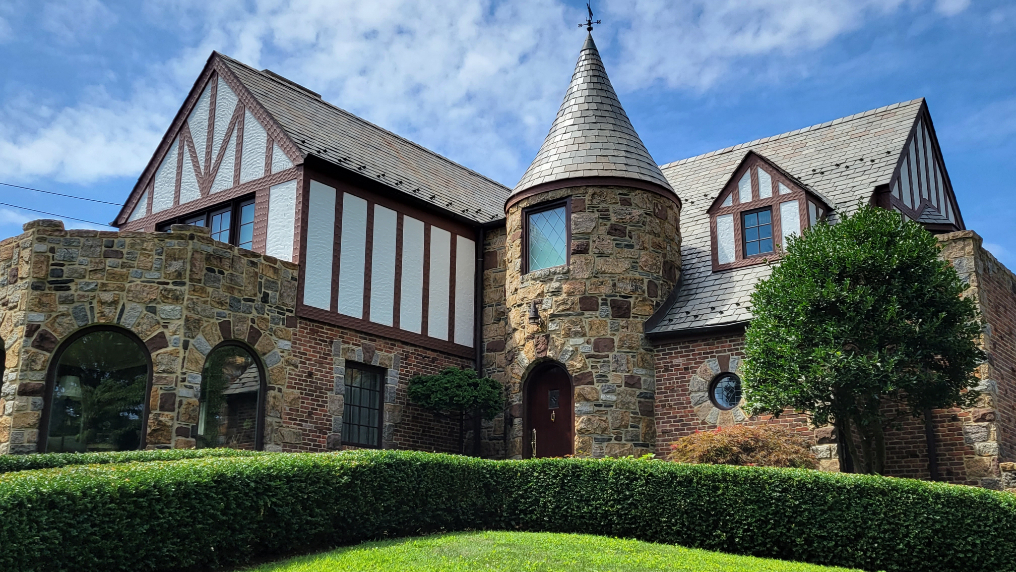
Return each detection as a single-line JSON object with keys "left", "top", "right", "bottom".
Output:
{"left": 1, "top": 0, "right": 1014, "bottom": 264}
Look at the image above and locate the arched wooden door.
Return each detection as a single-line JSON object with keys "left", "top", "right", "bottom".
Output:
{"left": 523, "top": 363, "right": 573, "bottom": 458}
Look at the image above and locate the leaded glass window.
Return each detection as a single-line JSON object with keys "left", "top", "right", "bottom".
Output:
{"left": 342, "top": 364, "right": 383, "bottom": 448}
{"left": 743, "top": 209, "right": 773, "bottom": 256}
{"left": 710, "top": 373, "right": 742, "bottom": 410}
{"left": 527, "top": 205, "right": 568, "bottom": 272}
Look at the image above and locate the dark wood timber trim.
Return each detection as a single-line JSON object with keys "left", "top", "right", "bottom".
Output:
{"left": 448, "top": 230, "right": 457, "bottom": 341}
{"left": 506, "top": 176, "right": 681, "bottom": 212}
{"left": 330, "top": 184, "right": 344, "bottom": 313}
{"left": 205, "top": 73, "right": 216, "bottom": 176}
{"left": 362, "top": 202, "right": 376, "bottom": 322}
{"left": 233, "top": 106, "right": 244, "bottom": 188}
{"left": 295, "top": 170, "right": 311, "bottom": 308}
{"left": 422, "top": 223, "right": 432, "bottom": 337}
{"left": 173, "top": 136, "right": 184, "bottom": 208}
{"left": 119, "top": 166, "right": 300, "bottom": 231}
{"left": 298, "top": 304, "right": 473, "bottom": 359}
{"left": 393, "top": 213, "right": 404, "bottom": 330}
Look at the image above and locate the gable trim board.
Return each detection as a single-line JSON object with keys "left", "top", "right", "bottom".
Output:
{"left": 114, "top": 53, "right": 302, "bottom": 228}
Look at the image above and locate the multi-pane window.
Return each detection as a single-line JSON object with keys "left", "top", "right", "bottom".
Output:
{"left": 342, "top": 364, "right": 384, "bottom": 448}
{"left": 209, "top": 208, "right": 231, "bottom": 243}
{"left": 238, "top": 201, "right": 255, "bottom": 250}
{"left": 526, "top": 203, "right": 568, "bottom": 272}
{"left": 742, "top": 209, "right": 773, "bottom": 256}
{"left": 158, "top": 197, "right": 255, "bottom": 250}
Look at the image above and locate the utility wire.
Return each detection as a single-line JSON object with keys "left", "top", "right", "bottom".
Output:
{"left": 0, "top": 201, "right": 113, "bottom": 227}
{"left": 0, "top": 181, "right": 122, "bottom": 206}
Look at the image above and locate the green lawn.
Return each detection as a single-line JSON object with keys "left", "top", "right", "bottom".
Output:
{"left": 246, "top": 531, "right": 859, "bottom": 571}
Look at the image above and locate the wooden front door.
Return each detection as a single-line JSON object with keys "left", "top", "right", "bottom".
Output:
{"left": 524, "top": 365, "right": 573, "bottom": 458}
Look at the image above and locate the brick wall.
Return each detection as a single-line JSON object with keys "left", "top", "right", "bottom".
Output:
{"left": 290, "top": 317, "right": 473, "bottom": 454}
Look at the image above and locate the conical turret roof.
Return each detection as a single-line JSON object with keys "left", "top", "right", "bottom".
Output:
{"left": 510, "top": 33, "right": 675, "bottom": 204}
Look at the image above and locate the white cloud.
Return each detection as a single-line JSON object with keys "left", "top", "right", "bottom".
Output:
{"left": 0, "top": 208, "right": 30, "bottom": 226}
{"left": 949, "top": 97, "right": 1016, "bottom": 145}
{"left": 0, "top": 0, "right": 969, "bottom": 189}
{"left": 0, "top": 16, "right": 12, "bottom": 44}
{"left": 935, "top": 0, "right": 970, "bottom": 17}
{"left": 41, "top": 0, "right": 116, "bottom": 43}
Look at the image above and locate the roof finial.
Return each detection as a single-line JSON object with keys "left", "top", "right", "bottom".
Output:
{"left": 578, "top": 1, "right": 601, "bottom": 32}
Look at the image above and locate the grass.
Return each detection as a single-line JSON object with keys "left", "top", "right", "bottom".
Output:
{"left": 245, "top": 531, "right": 860, "bottom": 571}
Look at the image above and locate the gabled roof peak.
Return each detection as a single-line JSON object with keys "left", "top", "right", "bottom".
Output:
{"left": 509, "top": 32, "right": 675, "bottom": 206}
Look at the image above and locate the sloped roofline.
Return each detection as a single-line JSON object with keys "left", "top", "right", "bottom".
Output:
{"left": 704, "top": 150, "right": 837, "bottom": 214}
{"left": 216, "top": 54, "right": 512, "bottom": 202}
{"left": 660, "top": 98, "right": 926, "bottom": 170}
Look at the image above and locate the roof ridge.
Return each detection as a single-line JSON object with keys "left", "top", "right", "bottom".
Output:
{"left": 217, "top": 53, "right": 512, "bottom": 193}
{"left": 659, "top": 98, "right": 925, "bottom": 170}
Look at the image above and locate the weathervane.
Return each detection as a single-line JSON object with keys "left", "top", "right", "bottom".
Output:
{"left": 578, "top": 1, "right": 601, "bottom": 32}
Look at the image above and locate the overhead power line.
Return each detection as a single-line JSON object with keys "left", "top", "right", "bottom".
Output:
{"left": 0, "top": 201, "right": 113, "bottom": 227}
{"left": 0, "top": 181, "right": 122, "bottom": 206}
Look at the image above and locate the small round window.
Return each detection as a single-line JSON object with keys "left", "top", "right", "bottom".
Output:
{"left": 710, "top": 373, "right": 742, "bottom": 410}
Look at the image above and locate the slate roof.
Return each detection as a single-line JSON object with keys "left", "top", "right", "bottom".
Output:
{"left": 648, "top": 98, "right": 926, "bottom": 335}
{"left": 511, "top": 34, "right": 674, "bottom": 199}
{"left": 219, "top": 54, "right": 510, "bottom": 224}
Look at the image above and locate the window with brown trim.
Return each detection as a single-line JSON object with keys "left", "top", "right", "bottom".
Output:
{"left": 158, "top": 195, "right": 256, "bottom": 249}
{"left": 342, "top": 362, "right": 385, "bottom": 448}
{"left": 523, "top": 199, "right": 570, "bottom": 273}
{"left": 709, "top": 152, "right": 829, "bottom": 272}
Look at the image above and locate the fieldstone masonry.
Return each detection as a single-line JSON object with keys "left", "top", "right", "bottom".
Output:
{"left": 501, "top": 185, "right": 681, "bottom": 458}
{"left": 0, "top": 220, "right": 300, "bottom": 453}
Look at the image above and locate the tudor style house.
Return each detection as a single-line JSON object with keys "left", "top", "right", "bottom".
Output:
{"left": 1, "top": 32, "right": 1013, "bottom": 489}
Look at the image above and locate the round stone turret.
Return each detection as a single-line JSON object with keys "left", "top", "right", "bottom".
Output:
{"left": 503, "top": 34, "right": 681, "bottom": 459}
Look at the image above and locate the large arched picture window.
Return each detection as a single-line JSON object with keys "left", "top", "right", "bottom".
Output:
{"left": 197, "top": 342, "right": 265, "bottom": 450}
{"left": 42, "top": 327, "right": 151, "bottom": 453}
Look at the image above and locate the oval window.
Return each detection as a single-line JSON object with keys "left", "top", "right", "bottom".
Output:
{"left": 710, "top": 373, "right": 742, "bottom": 411}
{"left": 46, "top": 328, "right": 150, "bottom": 452}
{"left": 197, "top": 344, "right": 264, "bottom": 450}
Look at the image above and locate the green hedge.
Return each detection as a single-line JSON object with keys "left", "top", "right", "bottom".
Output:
{"left": 0, "top": 451, "right": 1013, "bottom": 572}
{"left": 0, "top": 448, "right": 262, "bottom": 474}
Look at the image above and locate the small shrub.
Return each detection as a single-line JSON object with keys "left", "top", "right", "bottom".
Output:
{"left": 0, "top": 448, "right": 261, "bottom": 474}
{"left": 668, "top": 425, "right": 818, "bottom": 469}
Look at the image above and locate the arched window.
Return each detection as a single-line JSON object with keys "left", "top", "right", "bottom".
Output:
{"left": 196, "top": 342, "right": 266, "bottom": 450}
{"left": 42, "top": 327, "right": 152, "bottom": 453}
{"left": 710, "top": 373, "right": 743, "bottom": 411}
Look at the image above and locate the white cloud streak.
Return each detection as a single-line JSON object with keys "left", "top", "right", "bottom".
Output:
{"left": 0, "top": 0, "right": 969, "bottom": 188}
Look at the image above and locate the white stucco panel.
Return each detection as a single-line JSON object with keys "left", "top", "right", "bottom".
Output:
{"left": 338, "top": 193, "right": 368, "bottom": 318}
{"left": 304, "top": 181, "right": 336, "bottom": 310}
{"left": 399, "top": 216, "right": 425, "bottom": 334}
{"left": 454, "top": 235, "right": 475, "bottom": 347}
{"left": 369, "top": 205, "right": 398, "bottom": 327}
{"left": 210, "top": 130, "right": 236, "bottom": 194}
{"left": 779, "top": 200, "right": 800, "bottom": 249}
{"left": 188, "top": 82, "right": 212, "bottom": 172}
{"left": 213, "top": 76, "right": 238, "bottom": 158}
{"left": 428, "top": 226, "right": 451, "bottom": 340}
{"left": 716, "top": 214, "right": 734, "bottom": 265}
{"left": 128, "top": 190, "right": 148, "bottom": 222}
{"left": 152, "top": 137, "right": 178, "bottom": 213}
{"left": 757, "top": 168, "right": 772, "bottom": 199}
{"left": 266, "top": 179, "right": 298, "bottom": 262}
{"left": 180, "top": 146, "right": 200, "bottom": 204}
{"left": 240, "top": 110, "right": 267, "bottom": 184}
{"left": 271, "top": 143, "right": 293, "bottom": 174}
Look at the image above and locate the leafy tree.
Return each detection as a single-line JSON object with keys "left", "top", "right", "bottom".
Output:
{"left": 408, "top": 367, "right": 504, "bottom": 455}
{"left": 743, "top": 205, "right": 984, "bottom": 474}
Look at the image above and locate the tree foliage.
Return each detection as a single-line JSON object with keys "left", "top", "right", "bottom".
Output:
{"left": 743, "top": 206, "right": 984, "bottom": 474}
{"left": 408, "top": 367, "right": 504, "bottom": 421}
{"left": 669, "top": 425, "right": 818, "bottom": 469}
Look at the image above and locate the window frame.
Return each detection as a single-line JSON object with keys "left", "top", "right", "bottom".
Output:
{"left": 341, "top": 361, "right": 386, "bottom": 449}
{"left": 195, "top": 340, "right": 268, "bottom": 451}
{"left": 708, "top": 153, "right": 825, "bottom": 273}
{"left": 157, "top": 195, "right": 257, "bottom": 249}
{"left": 38, "top": 325, "right": 155, "bottom": 453}
{"left": 741, "top": 206, "right": 775, "bottom": 259}
{"left": 709, "top": 372, "right": 742, "bottom": 411}
{"left": 522, "top": 198, "right": 571, "bottom": 275}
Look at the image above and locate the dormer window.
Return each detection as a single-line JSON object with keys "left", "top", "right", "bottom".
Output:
{"left": 709, "top": 152, "right": 830, "bottom": 271}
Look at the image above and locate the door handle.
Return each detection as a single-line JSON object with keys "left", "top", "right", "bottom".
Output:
{"left": 531, "top": 428, "right": 537, "bottom": 458}
{"left": 551, "top": 411, "right": 555, "bottom": 422}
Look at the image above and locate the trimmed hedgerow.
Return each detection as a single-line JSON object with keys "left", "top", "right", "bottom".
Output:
{"left": 0, "top": 451, "right": 1013, "bottom": 572}
{"left": 0, "top": 448, "right": 262, "bottom": 474}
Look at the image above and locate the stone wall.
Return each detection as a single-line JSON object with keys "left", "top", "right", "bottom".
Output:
{"left": 291, "top": 318, "right": 474, "bottom": 453}
{"left": 0, "top": 220, "right": 299, "bottom": 453}
{"left": 478, "top": 225, "right": 509, "bottom": 458}
{"left": 501, "top": 185, "right": 681, "bottom": 458}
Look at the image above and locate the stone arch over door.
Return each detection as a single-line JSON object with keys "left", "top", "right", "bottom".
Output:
{"left": 522, "top": 359, "right": 574, "bottom": 458}
{"left": 38, "top": 324, "right": 155, "bottom": 453}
